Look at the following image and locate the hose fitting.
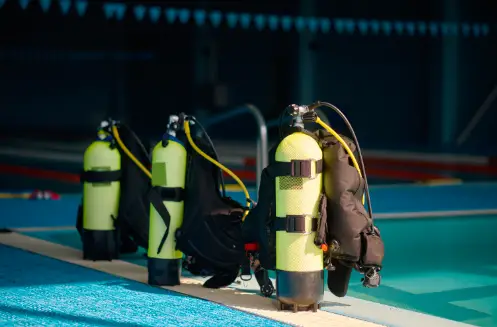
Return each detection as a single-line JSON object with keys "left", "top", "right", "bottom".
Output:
{"left": 302, "top": 111, "right": 318, "bottom": 123}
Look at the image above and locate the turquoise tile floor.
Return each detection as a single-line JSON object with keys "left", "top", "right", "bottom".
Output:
{"left": 0, "top": 244, "right": 290, "bottom": 327}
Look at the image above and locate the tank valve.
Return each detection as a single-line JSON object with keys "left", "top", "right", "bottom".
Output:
{"left": 286, "top": 104, "right": 312, "bottom": 117}
{"left": 285, "top": 104, "right": 311, "bottom": 128}
{"left": 166, "top": 115, "right": 180, "bottom": 137}
{"left": 97, "top": 119, "right": 110, "bottom": 135}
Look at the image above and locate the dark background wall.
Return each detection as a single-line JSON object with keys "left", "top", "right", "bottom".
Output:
{"left": 0, "top": 0, "right": 496, "bottom": 153}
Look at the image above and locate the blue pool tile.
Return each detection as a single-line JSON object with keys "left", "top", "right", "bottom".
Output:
{"left": 0, "top": 245, "right": 289, "bottom": 327}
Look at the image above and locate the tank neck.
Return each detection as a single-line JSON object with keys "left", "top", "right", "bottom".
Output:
{"left": 96, "top": 129, "right": 113, "bottom": 142}
{"left": 162, "top": 133, "right": 185, "bottom": 147}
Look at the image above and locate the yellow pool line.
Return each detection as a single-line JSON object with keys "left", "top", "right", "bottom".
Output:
{"left": 0, "top": 193, "right": 31, "bottom": 199}
{"left": 0, "top": 232, "right": 383, "bottom": 327}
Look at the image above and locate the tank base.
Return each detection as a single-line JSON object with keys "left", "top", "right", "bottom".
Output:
{"left": 276, "top": 300, "right": 321, "bottom": 313}
{"left": 148, "top": 258, "right": 181, "bottom": 286}
{"left": 276, "top": 269, "right": 324, "bottom": 308}
{"left": 82, "top": 229, "right": 118, "bottom": 261}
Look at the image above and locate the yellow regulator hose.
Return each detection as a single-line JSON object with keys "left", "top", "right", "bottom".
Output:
{"left": 183, "top": 119, "right": 252, "bottom": 220}
{"left": 111, "top": 125, "right": 152, "bottom": 179}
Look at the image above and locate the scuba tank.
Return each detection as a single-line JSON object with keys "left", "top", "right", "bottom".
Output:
{"left": 273, "top": 106, "right": 325, "bottom": 312}
{"left": 147, "top": 113, "right": 248, "bottom": 288}
{"left": 242, "top": 108, "right": 326, "bottom": 310}
{"left": 147, "top": 116, "right": 188, "bottom": 286}
{"left": 145, "top": 113, "right": 274, "bottom": 295}
{"left": 243, "top": 101, "right": 385, "bottom": 312}
{"left": 77, "top": 119, "right": 152, "bottom": 260}
{"left": 80, "top": 121, "right": 121, "bottom": 260}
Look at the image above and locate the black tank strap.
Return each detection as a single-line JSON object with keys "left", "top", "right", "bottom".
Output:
{"left": 273, "top": 215, "right": 318, "bottom": 233}
{"left": 155, "top": 186, "right": 184, "bottom": 202}
{"left": 80, "top": 170, "right": 121, "bottom": 183}
{"left": 266, "top": 159, "right": 323, "bottom": 178}
{"left": 148, "top": 186, "right": 185, "bottom": 254}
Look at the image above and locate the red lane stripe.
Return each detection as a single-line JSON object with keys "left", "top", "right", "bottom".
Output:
{"left": 0, "top": 164, "right": 80, "bottom": 184}
{"left": 0, "top": 163, "right": 447, "bottom": 185}
{"left": 244, "top": 157, "right": 256, "bottom": 167}
{"left": 242, "top": 156, "right": 497, "bottom": 175}
{"left": 364, "top": 158, "right": 497, "bottom": 175}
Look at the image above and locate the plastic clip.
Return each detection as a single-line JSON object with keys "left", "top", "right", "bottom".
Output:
{"left": 362, "top": 268, "right": 381, "bottom": 288}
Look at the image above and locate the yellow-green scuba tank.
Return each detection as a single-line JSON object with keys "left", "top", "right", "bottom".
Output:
{"left": 81, "top": 121, "right": 122, "bottom": 260}
{"left": 243, "top": 102, "right": 384, "bottom": 312}
{"left": 274, "top": 131, "right": 325, "bottom": 311}
{"left": 273, "top": 106, "right": 325, "bottom": 311}
{"left": 77, "top": 119, "right": 152, "bottom": 261}
{"left": 148, "top": 116, "right": 187, "bottom": 286}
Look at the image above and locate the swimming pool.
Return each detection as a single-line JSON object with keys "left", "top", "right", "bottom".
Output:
{"left": 18, "top": 213, "right": 497, "bottom": 327}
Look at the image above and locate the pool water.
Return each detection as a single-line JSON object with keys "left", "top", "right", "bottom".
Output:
{"left": 352, "top": 215, "right": 497, "bottom": 327}
{"left": 22, "top": 214, "right": 497, "bottom": 327}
